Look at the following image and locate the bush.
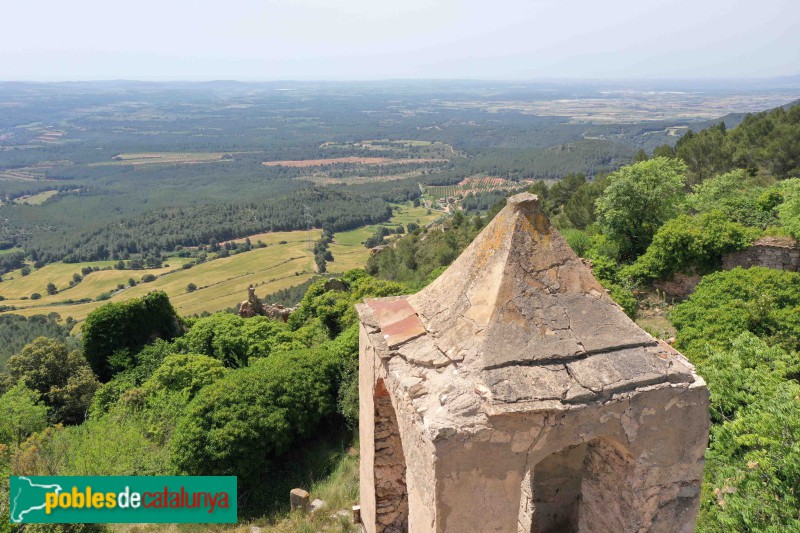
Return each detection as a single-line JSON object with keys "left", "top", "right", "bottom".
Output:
{"left": 699, "top": 381, "right": 800, "bottom": 531}
{"left": 30, "top": 293, "right": 41, "bottom": 300}
{"left": 8, "top": 337, "right": 99, "bottom": 425}
{"left": 142, "top": 354, "right": 227, "bottom": 400}
{"left": 289, "top": 270, "right": 407, "bottom": 337}
{"left": 82, "top": 292, "right": 181, "bottom": 381}
{"left": 671, "top": 267, "right": 800, "bottom": 357}
{"left": 0, "top": 384, "right": 48, "bottom": 446}
{"left": 623, "top": 211, "right": 758, "bottom": 284}
{"left": 176, "top": 314, "right": 295, "bottom": 368}
{"left": 170, "top": 348, "right": 341, "bottom": 485}
{"left": 695, "top": 332, "right": 800, "bottom": 424}
{"left": 13, "top": 410, "right": 171, "bottom": 477}
{"left": 560, "top": 228, "right": 592, "bottom": 257}
{"left": 141, "top": 274, "right": 156, "bottom": 283}
{"left": 88, "top": 339, "right": 176, "bottom": 415}
{"left": 776, "top": 178, "right": 800, "bottom": 240}
{"left": 685, "top": 169, "right": 777, "bottom": 228}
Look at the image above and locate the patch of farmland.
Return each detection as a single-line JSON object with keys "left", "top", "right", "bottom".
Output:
{"left": 13, "top": 190, "right": 59, "bottom": 205}
{"left": 92, "top": 152, "right": 235, "bottom": 166}
{"left": 425, "top": 176, "right": 529, "bottom": 202}
{"left": 262, "top": 156, "right": 448, "bottom": 167}
{"left": 0, "top": 230, "right": 319, "bottom": 324}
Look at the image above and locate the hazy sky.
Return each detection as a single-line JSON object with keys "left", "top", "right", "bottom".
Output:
{"left": 1, "top": 0, "right": 798, "bottom": 81}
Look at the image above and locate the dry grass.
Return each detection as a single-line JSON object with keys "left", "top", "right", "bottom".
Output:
{"left": 111, "top": 443, "right": 361, "bottom": 533}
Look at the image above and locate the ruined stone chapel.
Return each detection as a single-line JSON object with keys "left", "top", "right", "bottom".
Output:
{"left": 357, "top": 193, "right": 710, "bottom": 532}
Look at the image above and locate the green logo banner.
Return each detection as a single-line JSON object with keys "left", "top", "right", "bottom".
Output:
{"left": 9, "top": 476, "right": 237, "bottom": 524}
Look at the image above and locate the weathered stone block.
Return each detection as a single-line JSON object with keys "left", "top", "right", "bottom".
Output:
{"left": 290, "top": 488, "right": 310, "bottom": 512}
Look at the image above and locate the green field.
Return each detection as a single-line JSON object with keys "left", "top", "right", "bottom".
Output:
{"left": 14, "top": 190, "right": 59, "bottom": 205}
{"left": 90, "top": 152, "right": 234, "bottom": 167}
{"left": 327, "top": 203, "right": 439, "bottom": 271}
{"left": 0, "top": 203, "right": 439, "bottom": 326}
{"left": 0, "top": 230, "right": 320, "bottom": 324}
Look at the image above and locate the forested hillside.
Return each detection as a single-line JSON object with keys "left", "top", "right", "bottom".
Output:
{"left": 3, "top": 81, "right": 793, "bottom": 269}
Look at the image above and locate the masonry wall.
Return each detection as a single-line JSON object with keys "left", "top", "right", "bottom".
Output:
{"left": 373, "top": 380, "right": 409, "bottom": 532}
{"left": 722, "top": 243, "right": 800, "bottom": 272}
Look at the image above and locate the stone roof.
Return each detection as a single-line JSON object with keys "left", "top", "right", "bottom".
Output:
{"left": 357, "top": 193, "right": 699, "bottom": 422}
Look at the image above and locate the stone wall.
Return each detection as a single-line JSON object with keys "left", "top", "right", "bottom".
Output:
{"left": 722, "top": 237, "right": 800, "bottom": 272}
{"left": 373, "top": 379, "right": 409, "bottom": 533}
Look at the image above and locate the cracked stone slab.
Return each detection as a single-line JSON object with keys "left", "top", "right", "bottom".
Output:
{"left": 566, "top": 345, "right": 693, "bottom": 397}
{"left": 482, "top": 364, "right": 576, "bottom": 403}
{"left": 395, "top": 334, "right": 451, "bottom": 368}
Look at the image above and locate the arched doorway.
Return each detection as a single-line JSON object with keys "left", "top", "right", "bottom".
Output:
{"left": 518, "top": 438, "right": 635, "bottom": 533}
{"left": 373, "top": 379, "right": 409, "bottom": 532}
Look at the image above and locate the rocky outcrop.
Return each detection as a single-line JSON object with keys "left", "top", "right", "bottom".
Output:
{"left": 239, "top": 286, "right": 266, "bottom": 318}
{"left": 238, "top": 285, "right": 296, "bottom": 321}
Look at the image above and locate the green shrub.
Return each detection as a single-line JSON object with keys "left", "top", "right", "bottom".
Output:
{"left": 684, "top": 169, "right": 777, "bottom": 228}
{"left": 776, "top": 178, "right": 800, "bottom": 240}
{"left": 560, "top": 228, "right": 592, "bottom": 257}
{"left": 623, "top": 211, "right": 758, "bottom": 284}
{"left": 0, "top": 384, "right": 48, "bottom": 446}
{"left": 694, "top": 332, "right": 800, "bottom": 424}
{"left": 698, "top": 381, "right": 800, "bottom": 531}
{"left": 289, "top": 269, "right": 407, "bottom": 337}
{"left": 89, "top": 338, "right": 178, "bottom": 414}
{"left": 671, "top": 267, "right": 800, "bottom": 357}
{"left": 327, "top": 325, "right": 360, "bottom": 427}
{"left": 7, "top": 337, "right": 99, "bottom": 425}
{"left": 82, "top": 292, "right": 181, "bottom": 381}
{"left": 170, "top": 348, "right": 341, "bottom": 485}
{"left": 142, "top": 353, "right": 227, "bottom": 400}
{"left": 13, "top": 410, "right": 171, "bottom": 477}
{"left": 176, "top": 313, "right": 294, "bottom": 368}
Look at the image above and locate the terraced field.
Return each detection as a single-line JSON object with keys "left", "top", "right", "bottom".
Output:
{"left": 0, "top": 203, "right": 440, "bottom": 326}
{"left": 0, "top": 230, "right": 319, "bottom": 324}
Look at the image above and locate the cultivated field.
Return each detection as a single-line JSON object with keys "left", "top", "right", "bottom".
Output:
{"left": 327, "top": 203, "right": 440, "bottom": 270}
{"left": 13, "top": 190, "right": 59, "bottom": 205}
{"left": 320, "top": 139, "right": 457, "bottom": 158}
{"left": 424, "top": 176, "right": 529, "bottom": 202}
{"left": 262, "top": 156, "right": 448, "bottom": 168}
{"left": 0, "top": 203, "right": 438, "bottom": 326}
{"left": 0, "top": 231, "right": 319, "bottom": 324}
{"left": 92, "top": 152, "right": 234, "bottom": 166}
